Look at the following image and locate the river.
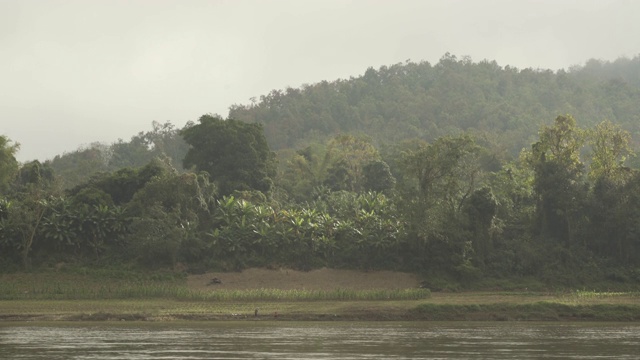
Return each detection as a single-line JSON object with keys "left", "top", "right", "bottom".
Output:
{"left": 1, "top": 321, "right": 639, "bottom": 359}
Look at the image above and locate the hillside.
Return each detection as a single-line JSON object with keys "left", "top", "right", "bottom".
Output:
{"left": 46, "top": 54, "right": 640, "bottom": 188}
{"left": 229, "top": 54, "right": 640, "bottom": 157}
{"left": 4, "top": 54, "right": 640, "bottom": 289}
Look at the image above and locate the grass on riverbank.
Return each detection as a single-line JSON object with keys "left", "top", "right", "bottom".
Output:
{"left": 0, "top": 285, "right": 430, "bottom": 302}
{"left": 3, "top": 270, "right": 640, "bottom": 321}
{"left": 0, "top": 272, "right": 430, "bottom": 301}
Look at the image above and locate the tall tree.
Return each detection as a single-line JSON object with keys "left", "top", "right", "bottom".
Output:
{"left": 585, "top": 120, "right": 635, "bottom": 262}
{"left": 324, "top": 134, "right": 380, "bottom": 192}
{"left": 4, "top": 161, "right": 57, "bottom": 269}
{"left": 397, "top": 135, "right": 481, "bottom": 271}
{"left": 0, "top": 135, "right": 19, "bottom": 193}
{"left": 462, "top": 187, "right": 497, "bottom": 267}
{"left": 181, "top": 115, "right": 276, "bottom": 196}
{"left": 529, "top": 115, "right": 586, "bottom": 245}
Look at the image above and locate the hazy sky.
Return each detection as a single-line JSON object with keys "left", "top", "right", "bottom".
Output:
{"left": 2, "top": 0, "right": 639, "bottom": 162}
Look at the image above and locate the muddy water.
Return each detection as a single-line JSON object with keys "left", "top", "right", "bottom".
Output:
{"left": 1, "top": 321, "right": 639, "bottom": 359}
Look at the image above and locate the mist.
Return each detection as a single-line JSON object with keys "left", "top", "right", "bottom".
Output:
{"left": 1, "top": 0, "right": 638, "bottom": 162}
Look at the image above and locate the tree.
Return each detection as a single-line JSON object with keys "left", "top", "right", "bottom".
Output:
{"left": 181, "top": 115, "right": 276, "bottom": 196}
{"left": 323, "top": 134, "right": 380, "bottom": 192}
{"left": 278, "top": 143, "right": 332, "bottom": 201}
{"left": 399, "top": 135, "right": 481, "bottom": 213}
{"left": 109, "top": 121, "right": 188, "bottom": 171}
{"left": 362, "top": 160, "right": 396, "bottom": 192}
{"left": 584, "top": 121, "right": 635, "bottom": 262}
{"left": 127, "top": 170, "right": 217, "bottom": 267}
{"left": 3, "top": 161, "right": 57, "bottom": 269}
{"left": 0, "top": 135, "right": 19, "bottom": 193}
{"left": 529, "top": 115, "right": 587, "bottom": 246}
{"left": 48, "top": 143, "right": 110, "bottom": 189}
{"left": 69, "top": 158, "right": 169, "bottom": 206}
{"left": 14, "top": 160, "right": 56, "bottom": 190}
{"left": 462, "top": 187, "right": 497, "bottom": 267}
{"left": 587, "top": 120, "right": 632, "bottom": 183}
{"left": 397, "top": 135, "right": 481, "bottom": 272}
{"left": 2, "top": 194, "right": 47, "bottom": 269}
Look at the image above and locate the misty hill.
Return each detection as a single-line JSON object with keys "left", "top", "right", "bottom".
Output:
{"left": 48, "top": 54, "right": 640, "bottom": 189}
{"left": 229, "top": 54, "right": 640, "bottom": 157}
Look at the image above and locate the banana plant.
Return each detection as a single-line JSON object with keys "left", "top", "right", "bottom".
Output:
{"left": 74, "top": 204, "right": 129, "bottom": 260}
{"left": 40, "top": 197, "right": 80, "bottom": 251}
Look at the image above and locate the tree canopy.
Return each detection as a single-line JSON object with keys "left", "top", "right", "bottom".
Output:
{"left": 230, "top": 54, "right": 640, "bottom": 161}
{"left": 0, "top": 135, "right": 19, "bottom": 193}
{"left": 181, "top": 114, "right": 276, "bottom": 196}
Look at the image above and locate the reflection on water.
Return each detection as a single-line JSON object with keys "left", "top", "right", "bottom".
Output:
{"left": 1, "top": 322, "right": 640, "bottom": 359}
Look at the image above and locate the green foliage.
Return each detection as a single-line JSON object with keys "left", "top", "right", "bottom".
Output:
{"left": 5, "top": 53, "right": 640, "bottom": 288}
{"left": 109, "top": 121, "right": 188, "bottom": 170}
{"left": 69, "top": 158, "right": 169, "bottom": 205}
{"left": 181, "top": 114, "right": 277, "bottom": 195}
{"left": 0, "top": 191, "right": 48, "bottom": 269}
{"left": 529, "top": 115, "right": 586, "bottom": 244}
{"left": 0, "top": 274, "right": 429, "bottom": 301}
{"left": 278, "top": 135, "right": 384, "bottom": 200}
{"left": 0, "top": 135, "right": 19, "bottom": 193}
{"left": 203, "top": 191, "right": 405, "bottom": 271}
{"left": 0, "top": 160, "right": 61, "bottom": 269}
{"left": 126, "top": 208, "right": 185, "bottom": 268}
{"left": 586, "top": 171, "right": 640, "bottom": 265}
{"left": 362, "top": 160, "right": 396, "bottom": 192}
{"left": 230, "top": 55, "right": 640, "bottom": 161}
{"left": 323, "top": 134, "right": 381, "bottom": 192}
{"left": 126, "top": 169, "right": 217, "bottom": 268}
{"left": 39, "top": 197, "right": 130, "bottom": 261}
{"left": 14, "top": 160, "right": 55, "bottom": 190}
{"left": 277, "top": 143, "right": 329, "bottom": 201}
{"left": 586, "top": 120, "right": 632, "bottom": 182}
{"left": 71, "top": 187, "right": 114, "bottom": 208}
{"left": 394, "top": 134, "right": 482, "bottom": 272}
{"left": 313, "top": 191, "right": 405, "bottom": 269}
{"left": 49, "top": 122, "right": 188, "bottom": 189}
{"left": 47, "top": 144, "right": 110, "bottom": 189}
{"left": 462, "top": 187, "right": 498, "bottom": 266}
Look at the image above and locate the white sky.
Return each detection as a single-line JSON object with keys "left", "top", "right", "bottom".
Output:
{"left": 1, "top": 0, "right": 639, "bottom": 162}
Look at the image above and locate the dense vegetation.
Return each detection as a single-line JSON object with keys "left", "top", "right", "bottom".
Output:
{"left": 230, "top": 54, "right": 640, "bottom": 159}
{"left": 2, "top": 54, "right": 640, "bottom": 290}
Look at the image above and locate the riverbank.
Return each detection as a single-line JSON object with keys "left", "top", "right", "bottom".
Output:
{"left": 2, "top": 292, "right": 640, "bottom": 322}
{"left": 2, "top": 268, "right": 640, "bottom": 322}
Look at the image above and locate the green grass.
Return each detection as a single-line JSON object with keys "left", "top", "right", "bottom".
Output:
{"left": 0, "top": 274, "right": 430, "bottom": 301}
{"left": 572, "top": 289, "right": 640, "bottom": 299}
{"left": 2, "top": 286, "right": 430, "bottom": 301}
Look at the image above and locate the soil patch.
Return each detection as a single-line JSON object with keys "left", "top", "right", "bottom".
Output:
{"left": 187, "top": 268, "right": 421, "bottom": 291}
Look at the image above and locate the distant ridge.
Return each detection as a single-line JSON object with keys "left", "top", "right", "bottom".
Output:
{"left": 229, "top": 54, "right": 640, "bottom": 156}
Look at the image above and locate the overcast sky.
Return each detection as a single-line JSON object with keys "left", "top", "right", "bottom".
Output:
{"left": 2, "top": 0, "right": 639, "bottom": 162}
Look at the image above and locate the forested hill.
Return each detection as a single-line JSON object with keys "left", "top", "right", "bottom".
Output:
{"left": 229, "top": 54, "right": 640, "bottom": 156}
{"left": 5, "top": 55, "right": 640, "bottom": 286}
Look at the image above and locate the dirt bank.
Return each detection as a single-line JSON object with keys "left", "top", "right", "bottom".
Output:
{"left": 187, "top": 267, "right": 422, "bottom": 291}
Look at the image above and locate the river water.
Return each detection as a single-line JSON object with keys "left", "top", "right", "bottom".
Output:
{"left": 1, "top": 321, "right": 639, "bottom": 359}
